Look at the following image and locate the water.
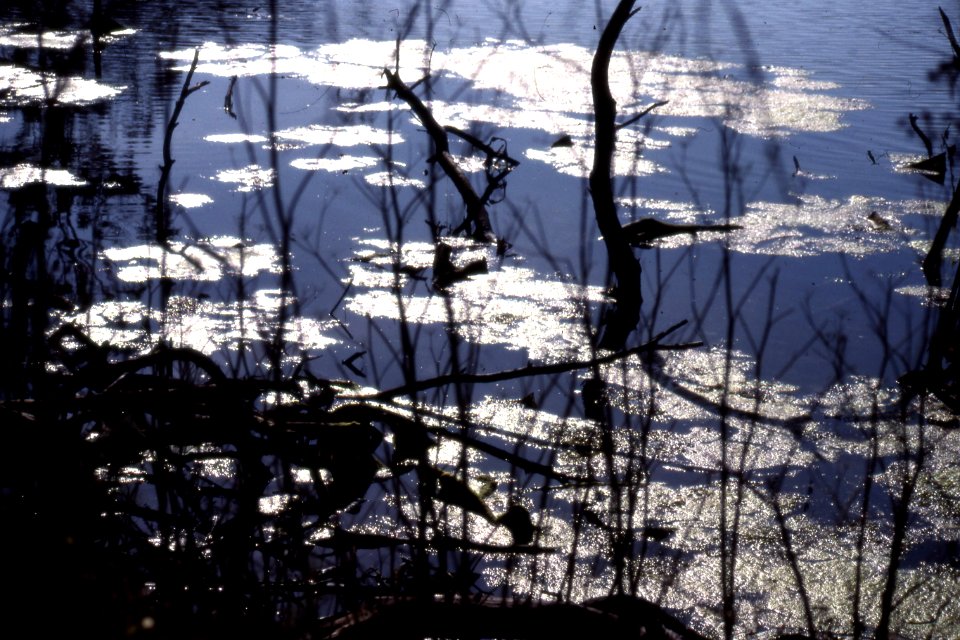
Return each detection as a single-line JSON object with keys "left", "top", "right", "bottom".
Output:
{"left": 2, "top": 1, "right": 959, "bottom": 637}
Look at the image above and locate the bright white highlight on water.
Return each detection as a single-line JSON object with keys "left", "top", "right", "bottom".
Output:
{"left": 214, "top": 164, "right": 275, "bottom": 192}
{"left": 276, "top": 124, "right": 401, "bottom": 147}
{"left": 0, "top": 64, "right": 123, "bottom": 105}
{"left": 290, "top": 156, "right": 379, "bottom": 172}
{"left": 170, "top": 193, "right": 214, "bottom": 208}
{"left": 204, "top": 133, "right": 270, "bottom": 144}
{"left": 0, "top": 163, "right": 87, "bottom": 188}
{"left": 103, "top": 237, "right": 280, "bottom": 282}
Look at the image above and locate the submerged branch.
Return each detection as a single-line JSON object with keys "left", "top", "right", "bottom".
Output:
{"left": 622, "top": 218, "right": 743, "bottom": 245}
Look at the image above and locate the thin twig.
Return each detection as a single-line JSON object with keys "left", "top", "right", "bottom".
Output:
{"left": 354, "top": 319, "right": 696, "bottom": 401}
{"left": 616, "top": 100, "right": 669, "bottom": 130}
{"left": 156, "top": 47, "right": 209, "bottom": 241}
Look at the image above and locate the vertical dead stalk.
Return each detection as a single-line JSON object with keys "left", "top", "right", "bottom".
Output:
{"left": 590, "top": 0, "right": 643, "bottom": 350}
{"left": 155, "top": 47, "right": 208, "bottom": 242}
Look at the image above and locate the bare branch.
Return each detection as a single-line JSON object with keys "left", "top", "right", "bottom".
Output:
{"left": 590, "top": 0, "right": 644, "bottom": 349}
{"left": 940, "top": 6, "right": 960, "bottom": 58}
{"left": 383, "top": 67, "right": 497, "bottom": 242}
{"left": 616, "top": 99, "right": 669, "bottom": 130}
{"left": 357, "top": 320, "right": 696, "bottom": 401}
{"left": 156, "top": 46, "right": 203, "bottom": 241}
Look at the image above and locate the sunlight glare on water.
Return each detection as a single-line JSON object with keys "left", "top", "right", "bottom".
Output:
{"left": 103, "top": 237, "right": 280, "bottom": 282}
{"left": 275, "top": 123, "right": 402, "bottom": 147}
{"left": 346, "top": 239, "right": 607, "bottom": 362}
{"left": 0, "top": 163, "right": 87, "bottom": 188}
{"left": 0, "top": 64, "right": 123, "bottom": 105}
{"left": 4, "top": 2, "right": 959, "bottom": 635}
{"left": 213, "top": 164, "right": 275, "bottom": 192}
{"left": 169, "top": 193, "right": 213, "bottom": 208}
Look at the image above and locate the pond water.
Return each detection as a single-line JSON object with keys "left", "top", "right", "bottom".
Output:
{"left": 2, "top": 1, "right": 959, "bottom": 637}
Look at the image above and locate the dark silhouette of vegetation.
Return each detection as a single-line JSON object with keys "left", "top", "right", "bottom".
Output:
{"left": 155, "top": 48, "right": 207, "bottom": 242}
{"left": 2, "top": 2, "right": 959, "bottom": 639}
{"left": 589, "top": 0, "right": 644, "bottom": 351}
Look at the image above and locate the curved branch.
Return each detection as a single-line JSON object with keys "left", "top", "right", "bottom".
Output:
{"left": 383, "top": 68, "right": 496, "bottom": 242}
{"left": 590, "top": 1, "right": 643, "bottom": 349}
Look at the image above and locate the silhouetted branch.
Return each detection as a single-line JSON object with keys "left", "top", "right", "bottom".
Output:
{"left": 383, "top": 67, "right": 496, "bottom": 242}
{"left": 875, "top": 430, "right": 927, "bottom": 640}
{"left": 327, "top": 403, "right": 578, "bottom": 482}
{"left": 317, "top": 594, "right": 711, "bottom": 640}
{"left": 590, "top": 0, "right": 644, "bottom": 350}
{"left": 921, "top": 178, "right": 960, "bottom": 287}
{"left": 312, "top": 528, "right": 555, "bottom": 554}
{"left": 156, "top": 47, "right": 209, "bottom": 242}
{"left": 940, "top": 7, "right": 960, "bottom": 59}
{"left": 760, "top": 483, "right": 818, "bottom": 638}
{"left": 909, "top": 113, "right": 934, "bottom": 158}
{"left": 444, "top": 126, "right": 521, "bottom": 168}
{"left": 360, "top": 319, "right": 695, "bottom": 400}
{"left": 616, "top": 99, "right": 669, "bottom": 130}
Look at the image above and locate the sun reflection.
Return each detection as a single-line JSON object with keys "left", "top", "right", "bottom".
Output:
{"left": 276, "top": 123, "right": 401, "bottom": 147}
{"left": 346, "top": 240, "right": 606, "bottom": 362}
{"left": 0, "top": 64, "right": 123, "bottom": 105}
{"left": 0, "top": 163, "right": 87, "bottom": 188}
{"left": 103, "top": 237, "right": 279, "bottom": 282}
{"left": 170, "top": 193, "right": 213, "bottom": 208}
{"left": 65, "top": 291, "right": 340, "bottom": 357}
{"left": 0, "top": 28, "right": 82, "bottom": 50}
{"left": 162, "top": 34, "right": 864, "bottom": 156}
{"left": 435, "top": 41, "right": 865, "bottom": 138}
{"left": 290, "top": 155, "right": 378, "bottom": 172}
{"left": 204, "top": 133, "right": 270, "bottom": 144}
{"left": 362, "top": 171, "right": 426, "bottom": 188}
{"left": 214, "top": 164, "right": 275, "bottom": 192}
{"left": 615, "top": 193, "right": 935, "bottom": 257}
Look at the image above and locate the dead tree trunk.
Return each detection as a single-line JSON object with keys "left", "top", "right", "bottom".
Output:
{"left": 590, "top": 0, "right": 643, "bottom": 350}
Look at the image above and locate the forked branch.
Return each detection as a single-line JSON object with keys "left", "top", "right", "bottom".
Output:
{"left": 383, "top": 68, "right": 497, "bottom": 242}
{"left": 156, "top": 47, "right": 209, "bottom": 242}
